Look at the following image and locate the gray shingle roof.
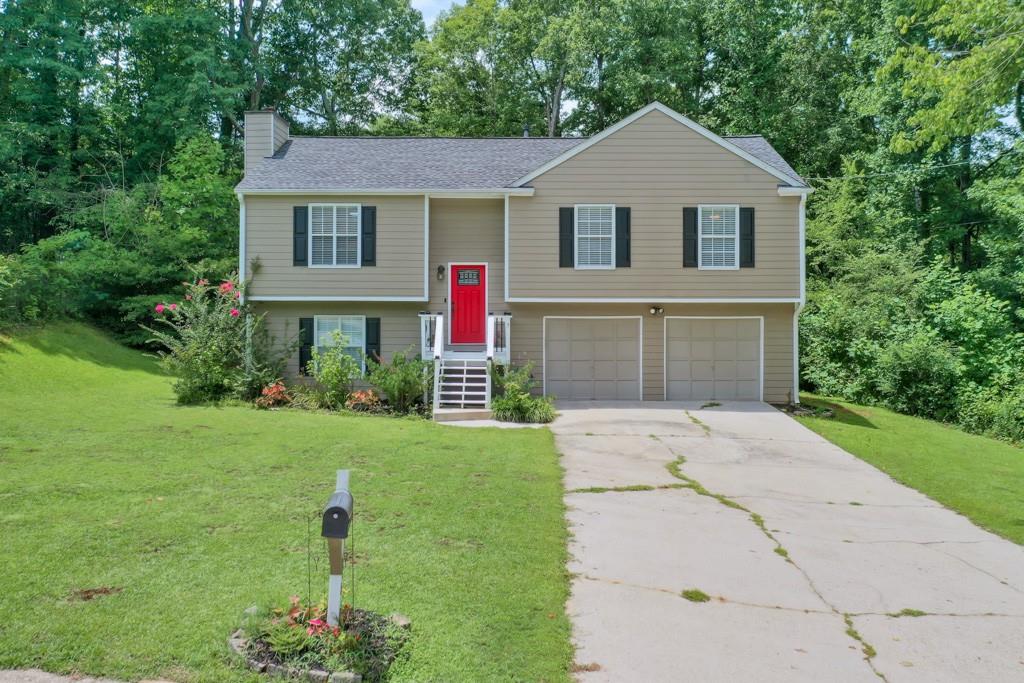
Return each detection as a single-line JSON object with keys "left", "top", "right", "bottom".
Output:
{"left": 235, "top": 132, "right": 804, "bottom": 191}
{"left": 726, "top": 135, "right": 805, "bottom": 184}
{"left": 236, "top": 136, "right": 588, "bottom": 191}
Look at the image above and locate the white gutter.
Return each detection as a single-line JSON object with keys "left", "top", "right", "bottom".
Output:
{"left": 777, "top": 185, "right": 814, "bottom": 197}
{"left": 236, "top": 188, "right": 535, "bottom": 197}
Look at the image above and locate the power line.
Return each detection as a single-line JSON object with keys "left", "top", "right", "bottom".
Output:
{"left": 805, "top": 159, "right": 975, "bottom": 181}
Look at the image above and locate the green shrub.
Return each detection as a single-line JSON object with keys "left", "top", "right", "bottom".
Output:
{"left": 309, "top": 330, "right": 362, "bottom": 409}
{"left": 491, "top": 363, "right": 556, "bottom": 423}
{"left": 958, "top": 378, "right": 1024, "bottom": 443}
{"left": 366, "top": 346, "right": 431, "bottom": 414}
{"left": 871, "top": 326, "right": 959, "bottom": 421}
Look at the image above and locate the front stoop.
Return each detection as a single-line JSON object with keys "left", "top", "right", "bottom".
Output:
{"left": 433, "top": 408, "right": 493, "bottom": 422}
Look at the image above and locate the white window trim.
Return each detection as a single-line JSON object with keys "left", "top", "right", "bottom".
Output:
{"left": 308, "top": 203, "right": 362, "bottom": 268}
{"left": 574, "top": 203, "right": 616, "bottom": 270}
{"left": 697, "top": 204, "right": 740, "bottom": 271}
{"left": 313, "top": 314, "right": 367, "bottom": 372}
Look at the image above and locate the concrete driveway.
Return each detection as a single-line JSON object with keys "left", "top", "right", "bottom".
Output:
{"left": 555, "top": 401, "right": 1024, "bottom": 682}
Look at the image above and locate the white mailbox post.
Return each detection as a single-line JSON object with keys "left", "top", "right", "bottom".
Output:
{"left": 321, "top": 470, "right": 353, "bottom": 627}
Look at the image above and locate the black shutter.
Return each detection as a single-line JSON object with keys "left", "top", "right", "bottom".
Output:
{"left": 683, "top": 207, "right": 698, "bottom": 267}
{"left": 293, "top": 206, "right": 308, "bottom": 266}
{"left": 559, "top": 207, "right": 574, "bottom": 267}
{"left": 615, "top": 207, "right": 631, "bottom": 267}
{"left": 739, "top": 207, "right": 755, "bottom": 268}
{"left": 365, "top": 318, "right": 381, "bottom": 364}
{"left": 298, "top": 317, "right": 313, "bottom": 375}
{"left": 361, "top": 206, "right": 376, "bottom": 266}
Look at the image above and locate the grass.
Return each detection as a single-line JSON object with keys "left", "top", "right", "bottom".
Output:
{"left": 680, "top": 589, "right": 710, "bottom": 603}
{"left": 0, "top": 324, "right": 572, "bottom": 682}
{"left": 796, "top": 394, "right": 1024, "bottom": 545}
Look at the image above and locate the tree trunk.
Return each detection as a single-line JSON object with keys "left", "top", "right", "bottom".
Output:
{"left": 547, "top": 65, "right": 566, "bottom": 137}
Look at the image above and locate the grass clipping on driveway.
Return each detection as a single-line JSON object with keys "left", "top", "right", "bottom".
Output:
{"left": 0, "top": 324, "right": 573, "bottom": 682}
{"left": 797, "top": 394, "right": 1024, "bottom": 545}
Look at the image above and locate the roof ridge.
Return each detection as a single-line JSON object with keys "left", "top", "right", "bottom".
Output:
{"left": 289, "top": 135, "right": 590, "bottom": 141}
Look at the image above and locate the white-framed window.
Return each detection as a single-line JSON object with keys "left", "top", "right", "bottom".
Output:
{"left": 310, "top": 204, "right": 361, "bottom": 267}
{"left": 698, "top": 205, "right": 739, "bottom": 270}
{"left": 574, "top": 204, "right": 615, "bottom": 269}
{"left": 314, "top": 315, "right": 366, "bottom": 370}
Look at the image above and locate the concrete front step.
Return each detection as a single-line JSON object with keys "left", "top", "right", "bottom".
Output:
{"left": 433, "top": 408, "right": 493, "bottom": 422}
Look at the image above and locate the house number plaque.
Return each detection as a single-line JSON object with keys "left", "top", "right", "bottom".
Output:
{"left": 457, "top": 270, "right": 480, "bottom": 286}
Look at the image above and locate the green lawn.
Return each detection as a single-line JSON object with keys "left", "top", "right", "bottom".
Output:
{"left": 796, "top": 394, "right": 1024, "bottom": 544}
{"left": 0, "top": 324, "right": 572, "bottom": 682}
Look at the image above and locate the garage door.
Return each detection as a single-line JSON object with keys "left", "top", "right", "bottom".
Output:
{"left": 665, "top": 317, "right": 761, "bottom": 400}
{"left": 545, "top": 317, "right": 641, "bottom": 400}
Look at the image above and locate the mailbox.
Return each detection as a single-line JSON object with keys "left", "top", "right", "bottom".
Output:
{"left": 322, "top": 490, "right": 353, "bottom": 539}
{"left": 322, "top": 469, "right": 353, "bottom": 627}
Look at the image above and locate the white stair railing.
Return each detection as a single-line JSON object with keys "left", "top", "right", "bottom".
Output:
{"left": 492, "top": 313, "right": 511, "bottom": 366}
{"left": 418, "top": 312, "right": 438, "bottom": 360}
{"left": 431, "top": 314, "right": 444, "bottom": 414}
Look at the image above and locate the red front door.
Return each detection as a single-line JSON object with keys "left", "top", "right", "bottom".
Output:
{"left": 450, "top": 264, "right": 486, "bottom": 344}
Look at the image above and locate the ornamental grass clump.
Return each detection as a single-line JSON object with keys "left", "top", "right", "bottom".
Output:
{"left": 145, "top": 276, "right": 295, "bottom": 404}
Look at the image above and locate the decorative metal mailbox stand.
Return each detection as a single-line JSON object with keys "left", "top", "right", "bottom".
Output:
{"left": 321, "top": 469, "right": 353, "bottom": 627}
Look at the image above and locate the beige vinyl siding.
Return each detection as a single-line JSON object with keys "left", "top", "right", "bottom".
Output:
{"left": 272, "top": 117, "right": 289, "bottom": 155}
{"left": 508, "top": 108, "right": 800, "bottom": 299}
{"left": 244, "top": 115, "right": 272, "bottom": 175}
{"left": 507, "top": 302, "right": 796, "bottom": 403}
{"left": 255, "top": 301, "right": 422, "bottom": 378}
{"left": 427, "top": 198, "right": 505, "bottom": 312}
{"left": 245, "top": 194, "right": 425, "bottom": 299}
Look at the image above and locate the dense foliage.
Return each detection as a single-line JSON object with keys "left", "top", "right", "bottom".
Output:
{"left": 1, "top": 0, "right": 1022, "bottom": 437}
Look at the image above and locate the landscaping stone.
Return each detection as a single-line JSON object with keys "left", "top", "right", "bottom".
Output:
{"left": 329, "top": 673, "right": 361, "bottom": 683}
{"left": 388, "top": 613, "right": 411, "bottom": 629}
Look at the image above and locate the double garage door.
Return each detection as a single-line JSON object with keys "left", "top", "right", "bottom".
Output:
{"left": 544, "top": 316, "right": 762, "bottom": 401}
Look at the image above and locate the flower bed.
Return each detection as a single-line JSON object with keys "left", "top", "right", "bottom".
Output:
{"left": 232, "top": 597, "right": 410, "bottom": 683}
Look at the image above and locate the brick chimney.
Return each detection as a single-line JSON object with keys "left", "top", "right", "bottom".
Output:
{"left": 243, "top": 108, "right": 290, "bottom": 175}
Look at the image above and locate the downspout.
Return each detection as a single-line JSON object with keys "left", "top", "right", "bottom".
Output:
{"left": 237, "top": 192, "right": 247, "bottom": 291}
{"left": 793, "top": 192, "right": 807, "bottom": 404}
{"left": 238, "top": 191, "right": 253, "bottom": 375}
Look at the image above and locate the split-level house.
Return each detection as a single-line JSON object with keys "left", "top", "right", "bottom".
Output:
{"left": 235, "top": 102, "right": 812, "bottom": 414}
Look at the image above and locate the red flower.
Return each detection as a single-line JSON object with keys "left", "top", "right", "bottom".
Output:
{"left": 168, "top": 303, "right": 177, "bottom": 311}
{"left": 154, "top": 303, "right": 165, "bottom": 313}
{"left": 230, "top": 308, "right": 240, "bottom": 317}
{"left": 219, "top": 281, "right": 234, "bottom": 294}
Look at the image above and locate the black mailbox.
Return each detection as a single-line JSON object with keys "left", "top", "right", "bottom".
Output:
{"left": 322, "top": 490, "right": 353, "bottom": 539}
